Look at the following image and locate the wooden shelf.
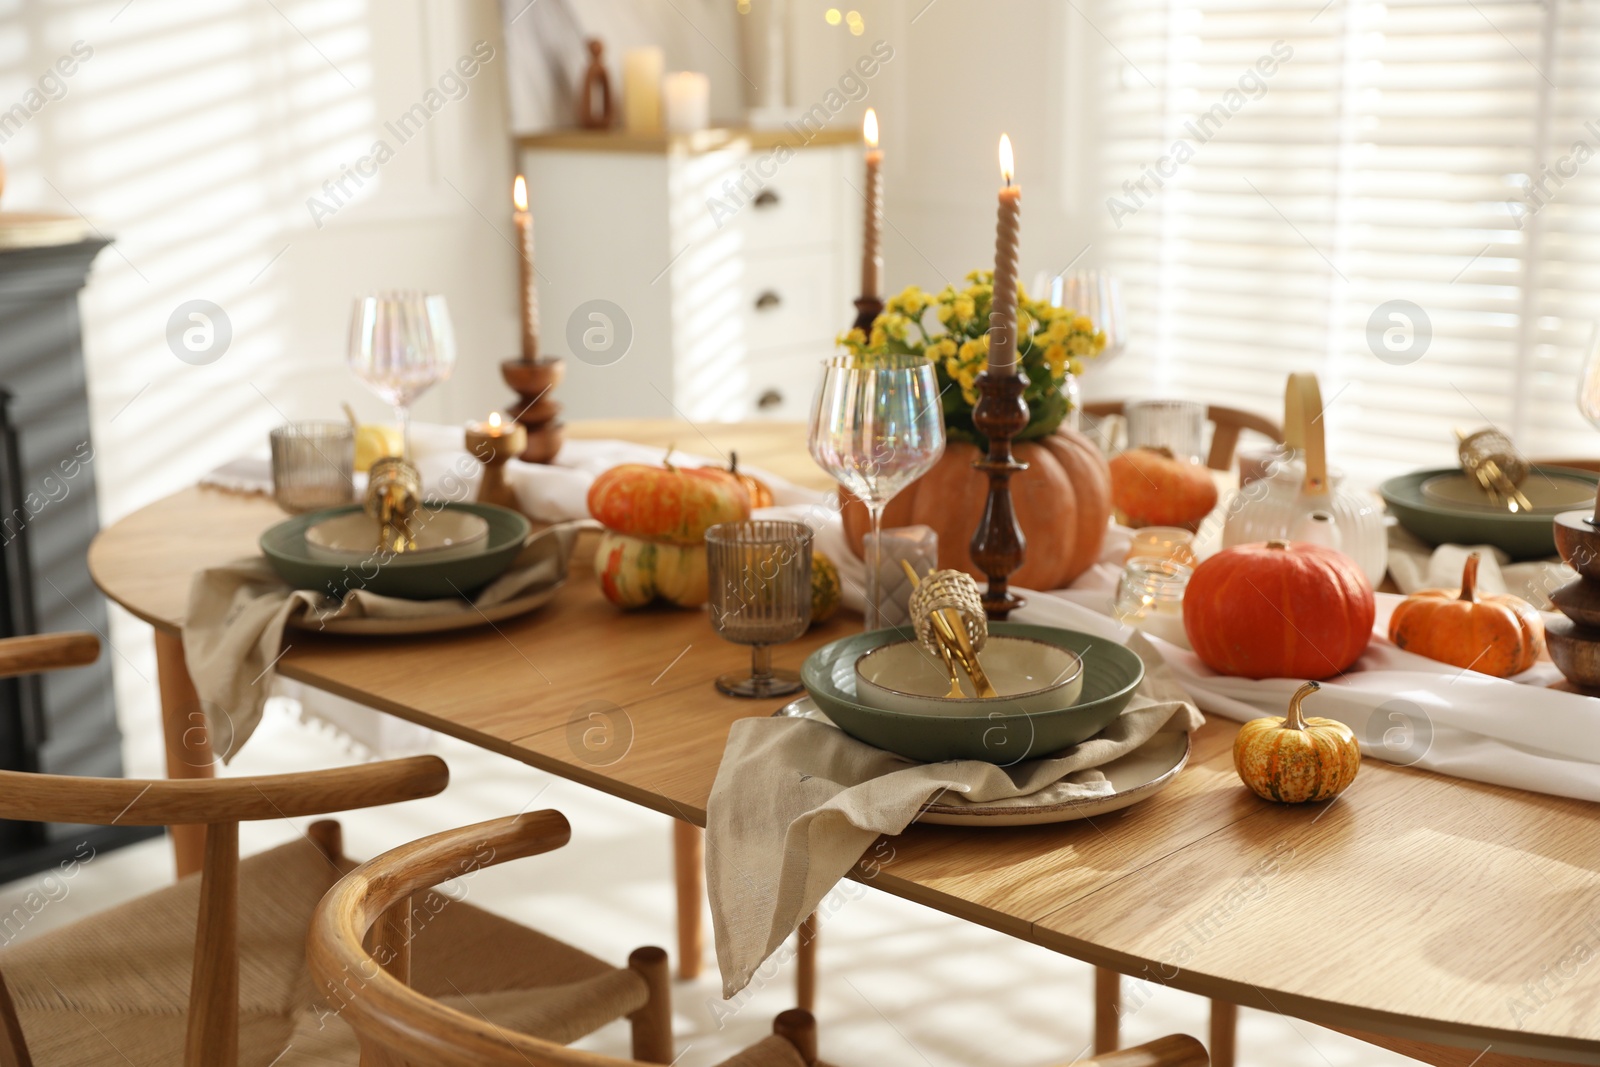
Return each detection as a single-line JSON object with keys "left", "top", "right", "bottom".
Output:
{"left": 514, "top": 126, "right": 861, "bottom": 155}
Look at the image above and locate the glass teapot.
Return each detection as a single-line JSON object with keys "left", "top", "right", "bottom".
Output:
{"left": 1221, "top": 373, "right": 1387, "bottom": 586}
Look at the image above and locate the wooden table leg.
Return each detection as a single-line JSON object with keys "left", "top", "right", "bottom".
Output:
{"left": 672, "top": 819, "right": 704, "bottom": 980}
{"left": 154, "top": 630, "right": 214, "bottom": 879}
{"left": 796, "top": 913, "right": 818, "bottom": 1012}
{"left": 1094, "top": 967, "right": 1120, "bottom": 1053}
{"left": 1209, "top": 999, "right": 1238, "bottom": 1067}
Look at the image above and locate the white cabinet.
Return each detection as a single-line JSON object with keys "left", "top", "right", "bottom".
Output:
{"left": 517, "top": 128, "right": 861, "bottom": 423}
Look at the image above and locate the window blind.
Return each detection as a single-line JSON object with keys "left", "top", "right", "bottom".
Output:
{"left": 1093, "top": 0, "right": 1600, "bottom": 482}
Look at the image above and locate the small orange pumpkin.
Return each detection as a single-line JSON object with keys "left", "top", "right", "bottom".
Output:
{"left": 1388, "top": 552, "right": 1545, "bottom": 678}
{"left": 1233, "top": 681, "right": 1361, "bottom": 803}
{"left": 587, "top": 451, "right": 751, "bottom": 545}
{"left": 1108, "top": 446, "right": 1218, "bottom": 531}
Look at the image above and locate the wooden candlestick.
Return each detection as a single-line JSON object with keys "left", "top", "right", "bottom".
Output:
{"left": 968, "top": 369, "right": 1030, "bottom": 619}
{"left": 852, "top": 295, "right": 884, "bottom": 334}
{"left": 466, "top": 421, "right": 529, "bottom": 511}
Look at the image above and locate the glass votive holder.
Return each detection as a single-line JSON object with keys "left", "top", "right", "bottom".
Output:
{"left": 865, "top": 525, "right": 939, "bottom": 627}
{"left": 1124, "top": 526, "right": 1199, "bottom": 569}
{"left": 270, "top": 421, "right": 356, "bottom": 514}
{"left": 1113, "top": 558, "right": 1193, "bottom": 649}
{"left": 1126, "top": 399, "right": 1206, "bottom": 464}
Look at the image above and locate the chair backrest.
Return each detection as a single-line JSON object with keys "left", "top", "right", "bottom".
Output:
{"left": 0, "top": 631, "right": 450, "bottom": 1067}
{"left": 1080, "top": 401, "right": 1284, "bottom": 471}
{"left": 308, "top": 812, "right": 1211, "bottom": 1067}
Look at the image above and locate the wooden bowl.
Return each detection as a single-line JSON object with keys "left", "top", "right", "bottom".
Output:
{"left": 1545, "top": 615, "right": 1600, "bottom": 690}
{"left": 1553, "top": 510, "right": 1600, "bottom": 578}
{"left": 501, "top": 357, "right": 565, "bottom": 396}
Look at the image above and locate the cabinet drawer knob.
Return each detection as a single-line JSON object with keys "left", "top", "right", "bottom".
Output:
{"left": 754, "top": 290, "right": 782, "bottom": 311}
{"left": 756, "top": 388, "right": 783, "bottom": 410}
{"left": 753, "top": 189, "right": 780, "bottom": 208}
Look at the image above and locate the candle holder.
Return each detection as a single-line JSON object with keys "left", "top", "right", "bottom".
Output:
{"left": 465, "top": 419, "right": 529, "bottom": 511}
{"left": 500, "top": 356, "right": 567, "bottom": 464}
{"left": 852, "top": 295, "right": 884, "bottom": 335}
{"left": 968, "top": 369, "right": 1030, "bottom": 619}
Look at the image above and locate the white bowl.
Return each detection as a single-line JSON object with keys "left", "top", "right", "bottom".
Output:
{"left": 854, "top": 636, "right": 1084, "bottom": 717}
{"left": 304, "top": 507, "right": 490, "bottom": 564}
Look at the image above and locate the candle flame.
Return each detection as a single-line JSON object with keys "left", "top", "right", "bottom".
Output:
{"left": 999, "top": 134, "right": 1014, "bottom": 185}
{"left": 488, "top": 411, "right": 503, "bottom": 429}
{"left": 863, "top": 108, "right": 879, "bottom": 148}
{"left": 512, "top": 175, "right": 528, "bottom": 212}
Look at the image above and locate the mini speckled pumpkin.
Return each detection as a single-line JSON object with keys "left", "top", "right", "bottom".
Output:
{"left": 810, "top": 550, "right": 841, "bottom": 625}
{"left": 1233, "top": 681, "right": 1360, "bottom": 803}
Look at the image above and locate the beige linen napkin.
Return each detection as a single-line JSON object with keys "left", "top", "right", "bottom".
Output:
{"left": 707, "top": 632, "right": 1203, "bottom": 998}
{"left": 1386, "top": 525, "right": 1572, "bottom": 609}
{"left": 181, "top": 521, "right": 586, "bottom": 763}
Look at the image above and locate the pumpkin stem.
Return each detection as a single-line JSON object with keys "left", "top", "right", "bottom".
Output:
{"left": 1151, "top": 445, "right": 1175, "bottom": 460}
{"left": 663, "top": 445, "right": 677, "bottom": 471}
{"left": 729, "top": 450, "right": 740, "bottom": 474}
{"left": 1459, "top": 552, "right": 1481, "bottom": 604}
{"left": 1265, "top": 539, "right": 1291, "bottom": 551}
{"left": 1284, "top": 680, "right": 1321, "bottom": 730}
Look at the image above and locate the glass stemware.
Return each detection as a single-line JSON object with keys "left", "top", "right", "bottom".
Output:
{"left": 347, "top": 292, "right": 457, "bottom": 460}
{"left": 706, "top": 520, "right": 814, "bottom": 698}
{"left": 809, "top": 354, "right": 946, "bottom": 631}
{"left": 1579, "top": 321, "right": 1600, "bottom": 431}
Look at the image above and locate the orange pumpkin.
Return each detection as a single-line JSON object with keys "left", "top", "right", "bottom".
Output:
{"left": 721, "top": 451, "right": 775, "bottom": 509}
{"left": 1184, "top": 540, "right": 1374, "bottom": 680}
{"left": 1109, "top": 446, "right": 1218, "bottom": 531}
{"left": 1388, "top": 552, "right": 1544, "bottom": 677}
{"left": 588, "top": 453, "right": 751, "bottom": 545}
{"left": 840, "top": 428, "right": 1112, "bottom": 592}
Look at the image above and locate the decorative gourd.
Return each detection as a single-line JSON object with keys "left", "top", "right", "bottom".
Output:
{"left": 588, "top": 452, "right": 751, "bottom": 545}
{"left": 840, "top": 428, "right": 1112, "bottom": 591}
{"left": 1233, "top": 681, "right": 1361, "bottom": 803}
{"left": 722, "top": 452, "right": 775, "bottom": 509}
{"left": 1388, "top": 552, "right": 1544, "bottom": 677}
{"left": 811, "top": 550, "right": 842, "bottom": 625}
{"left": 1109, "top": 446, "right": 1219, "bottom": 532}
{"left": 1184, "top": 540, "right": 1374, "bottom": 680}
{"left": 594, "top": 530, "right": 708, "bottom": 609}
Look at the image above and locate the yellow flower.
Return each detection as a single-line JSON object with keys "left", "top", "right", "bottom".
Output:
{"left": 957, "top": 335, "right": 989, "bottom": 365}
{"left": 1046, "top": 318, "right": 1071, "bottom": 343}
{"left": 927, "top": 338, "right": 958, "bottom": 363}
{"left": 1044, "top": 343, "right": 1068, "bottom": 377}
{"left": 935, "top": 303, "right": 956, "bottom": 325}
{"left": 881, "top": 312, "right": 911, "bottom": 342}
{"left": 953, "top": 295, "right": 976, "bottom": 323}
{"left": 869, "top": 324, "right": 888, "bottom": 347}
{"left": 837, "top": 327, "right": 866, "bottom": 347}
{"left": 887, "top": 285, "right": 928, "bottom": 317}
{"left": 1074, "top": 314, "right": 1094, "bottom": 334}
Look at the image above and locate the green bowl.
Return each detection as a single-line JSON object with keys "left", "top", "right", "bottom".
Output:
{"left": 260, "top": 503, "right": 531, "bottom": 600}
{"left": 800, "top": 623, "right": 1145, "bottom": 765}
{"left": 1380, "top": 466, "right": 1600, "bottom": 560}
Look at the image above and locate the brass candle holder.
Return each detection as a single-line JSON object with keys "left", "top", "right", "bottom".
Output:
{"left": 465, "top": 418, "right": 528, "bottom": 511}
{"left": 968, "top": 369, "right": 1030, "bottom": 619}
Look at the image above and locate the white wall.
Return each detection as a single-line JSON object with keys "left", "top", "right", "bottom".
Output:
{"left": 2, "top": 0, "right": 522, "bottom": 772}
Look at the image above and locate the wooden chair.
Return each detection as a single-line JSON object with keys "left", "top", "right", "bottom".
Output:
{"left": 308, "top": 811, "right": 1212, "bottom": 1067}
{"left": 0, "top": 632, "right": 673, "bottom": 1067}
{"left": 1079, "top": 401, "right": 1284, "bottom": 471}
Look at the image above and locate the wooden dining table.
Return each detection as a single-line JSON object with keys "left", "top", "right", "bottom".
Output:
{"left": 87, "top": 419, "right": 1600, "bottom": 1067}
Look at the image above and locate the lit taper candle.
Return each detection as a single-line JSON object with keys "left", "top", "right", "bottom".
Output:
{"left": 513, "top": 174, "right": 539, "bottom": 362}
{"left": 861, "top": 108, "right": 883, "bottom": 300}
{"left": 989, "top": 134, "right": 1020, "bottom": 376}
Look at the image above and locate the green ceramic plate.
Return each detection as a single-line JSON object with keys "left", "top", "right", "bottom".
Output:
{"left": 800, "top": 623, "right": 1146, "bottom": 765}
{"left": 260, "top": 503, "right": 531, "bottom": 600}
{"left": 1381, "top": 466, "right": 1600, "bottom": 560}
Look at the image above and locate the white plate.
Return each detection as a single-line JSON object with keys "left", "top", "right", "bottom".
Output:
{"left": 775, "top": 697, "right": 1190, "bottom": 827}
{"left": 304, "top": 509, "right": 490, "bottom": 564}
{"left": 286, "top": 581, "right": 563, "bottom": 636}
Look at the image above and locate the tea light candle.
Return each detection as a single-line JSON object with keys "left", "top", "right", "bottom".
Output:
{"left": 622, "top": 47, "right": 664, "bottom": 133}
{"left": 465, "top": 413, "right": 528, "bottom": 511}
{"left": 866, "top": 525, "right": 939, "bottom": 627}
{"left": 663, "top": 71, "right": 710, "bottom": 134}
{"left": 1113, "top": 558, "right": 1192, "bottom": 649}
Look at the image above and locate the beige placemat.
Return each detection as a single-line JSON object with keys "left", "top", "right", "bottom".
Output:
{"left": 706, "top": 631, "right": 1203, "bottom": 998}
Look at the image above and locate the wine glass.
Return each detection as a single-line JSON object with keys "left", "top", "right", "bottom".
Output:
{"left": 348, "top": 292, "right": 457, "bottom": 460}
{"left": 1056, "top": 269, "right": 1127, "bottom": 361}
{"left": 1579, "top": 321, "right": 1600, "bottom": 430}
{"left": 809, "top": 354, "right": 946, "bottom": 630}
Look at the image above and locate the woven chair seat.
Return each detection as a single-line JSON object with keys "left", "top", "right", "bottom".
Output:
{"left": 1, "top": 836, "right": 647, "bottom": 1066}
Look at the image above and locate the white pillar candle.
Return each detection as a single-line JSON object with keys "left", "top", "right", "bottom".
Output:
{"left": 663, "top": 71, "right": 710, "bottom": 134}
{"left": 622, "top": 47, "right": 664, "bottom": 134}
